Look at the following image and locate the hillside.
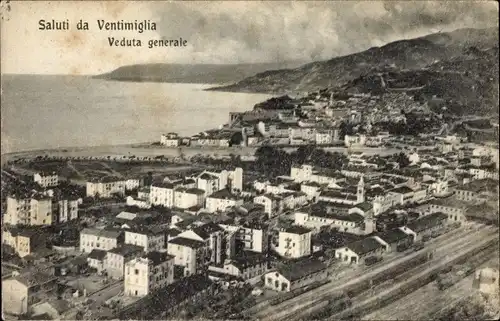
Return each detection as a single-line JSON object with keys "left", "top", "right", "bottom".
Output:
{"left": 208, "top": 28, "right": 498, "bottom": 115}
{"left": 94, "top": 61, "right": 305, "bottom": 85}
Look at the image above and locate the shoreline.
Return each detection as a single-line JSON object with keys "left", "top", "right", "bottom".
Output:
{"left": 2, "top": 143, "right": 402, "bottom": 166}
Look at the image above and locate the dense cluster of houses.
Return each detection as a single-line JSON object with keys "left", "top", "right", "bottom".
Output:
{"left": 2, "top": 87, "right": 499, "bottom": 318}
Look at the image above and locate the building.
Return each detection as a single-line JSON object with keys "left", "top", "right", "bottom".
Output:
{"left": 54, "top": 198, "right": 79, "bottom": 223}
{"left": 87, "top": 249, "right": 107, "bottom": 272}
{"left": 160, "top": 133, "right": 181, "bottom": 146}
{"left": 399, "top": 212, "right": 448, "bottom": 242}
{"left": 105, "top": 244, "right": 144, "bottom": 279}
{"left": 124, "top": 226, "right": 166, "bottom": 252}
{"left": 196, "top": 168, "right": 243, "bottom": 196}
{"left": 209, "top": 253, "right": 269, "bottom": 280}
{"left": 373, "top": 229, "right": 413, "bottom": 252}
{"left": 2, "top": 227, "right": 46, "bottom": 258}
{"left": 473, "top": 267, "right": 500, "bottom": 296}
{"left": 335, "top": 237, "right": 386, "bottom": 265}
{"left": 276, "top": 226, "right": 312, "bottom": 259}
{"left": 174, "top": 187, "right": 205, "bottom": 209}
{"left": 454, "top": 179, "right": 498, "bottom": 202}
{"left": 263, "top": 258, "right": 327, "bottom": 292}
{"left": 124, "top": 251, "right": 175, "bottom": 297}
{"left": 33, "top": 172, "right": 59, "bottom": 188}
{"left": 253, "top": 194, "right": 284, "bottom": 218}
{"left": 2, "top": 272, "right": 58, "bottom": 315}
{"left": 149, "top": 182, "right": 175, "bottom": 207}
{"left": 4, "top": 195, "right": 54, "bottom": 226}
{"left": 344, "top": 134, "right": 366, "bottom": 147}
{"left": 79, "top": 228, "right": 124, "bottom": 253}
{"left": 294, "top": 210, "right": 366, "bottom": 235}
{"left": 86, "top": 177, "right": 126, "bottom": 198}
{"left": 205, "top": 189, "right": 244, "bottom": 213}
{"left": 176, "top": 222, "right": 225, "bottom": 265}
{"left": 167, "top": 237, "right": 209, "bottom": 276}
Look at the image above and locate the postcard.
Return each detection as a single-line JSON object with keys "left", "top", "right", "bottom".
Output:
{"left": 1, "top": 1, "right": 499, "bottom": 320}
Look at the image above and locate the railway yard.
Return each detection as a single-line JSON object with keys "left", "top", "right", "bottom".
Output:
{"left": 246, "top": 222, "right": 499, "bottom": 321}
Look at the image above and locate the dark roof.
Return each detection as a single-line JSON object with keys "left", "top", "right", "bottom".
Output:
{"left": 88, "top": 249, "right": 107, "bottom": 261}
{"left": 192, "top": 222, "right": 224, "bottom": 239}
{"left": 108, "top": 244, "right": 144, "bottom": 257}
{"left": 229, "top": 252, "right": 268, "bottom": 270}
{"left": 346, "top": 237, "right": 384, "bottom": 255}
{"left": 184, "top": 188, "right": 205, "bottom": 195}
{"left": 146, "top": 251, "right": 175, "bottom": 266}
{"left": 311, "top": 210, "right": 365, "bottom": 223}
{"left": 283, "top": 226, "right": 311, "bottom": 235}
{"left": 390, "top": 186, "right": 414, "bottom": 194}
{"left": 208, "top": 189, "right": 239, "bottom": 200}
{"left": 199, "top": 173, "right": 218, "bottom": 180}
{"left": 13, "top": 271, "right": 57, "bottom": 288}
{"left": 457, "top": 179, "right": 498, "bottom": 193}
{"left": 165, "top": 228, "right": 182, "bottom": 237}
{"left": 406, "top": 212, "right": 448, "bottom": 233}
{"left": 277, "top": 258, "right": 327, "bottom": 282}
{"left": 353, "top": 202, "right": 373, "bottom": 212}
{"left": 168, "top": 237, "right": 205, "bottom": 249}
{"left": 375, "top": 229, "right": 411, "bottom": 245}
{"left": 151, "top": 182, "right": 175, "bottom": 189}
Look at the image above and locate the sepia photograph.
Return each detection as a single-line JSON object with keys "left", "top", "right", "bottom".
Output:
{"left": 1, "top": 0, "right": 499, "bottom": 320}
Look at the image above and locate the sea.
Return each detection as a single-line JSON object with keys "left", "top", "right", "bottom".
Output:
{"left": 1, "top": 75, "right": 272, "bottom": 154}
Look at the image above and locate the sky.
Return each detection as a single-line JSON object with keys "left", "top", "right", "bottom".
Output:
{"left": 1, "top": 0, "right": 498, "bottom": 75}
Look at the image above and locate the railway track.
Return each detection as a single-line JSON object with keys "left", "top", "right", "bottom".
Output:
{"left": 327, "top": 234, "right": 498, "bottom": 320}
{"left": 258, "top": 226, "right": 497, "bottom": 321}
{"left": 245, "top": 226, "right": 472, "bottom": 316}
{"left": 294, "top": 228, "right": 498, "bottom": 321}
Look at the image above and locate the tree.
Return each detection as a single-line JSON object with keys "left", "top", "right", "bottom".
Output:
{"left": 397, "top": 152, "right": 411, "bottom": 168}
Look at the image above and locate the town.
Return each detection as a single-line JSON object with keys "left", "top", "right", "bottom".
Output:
{"left": 2, "top": 88, "right": 499, "bottom": 320}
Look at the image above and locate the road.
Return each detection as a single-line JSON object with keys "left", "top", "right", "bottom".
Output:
{"left": 253, "top": 224, "right": 496, "bottom": 321}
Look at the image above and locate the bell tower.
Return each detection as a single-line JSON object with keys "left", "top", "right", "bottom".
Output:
{"left": 357, "top": 176, "right": 365, "bottom": 203}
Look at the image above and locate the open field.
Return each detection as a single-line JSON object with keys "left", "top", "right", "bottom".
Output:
{"left": 6, "top": 159, "right": 201, "bottom": 185}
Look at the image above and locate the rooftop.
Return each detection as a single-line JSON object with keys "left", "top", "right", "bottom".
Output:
{"left": 406, "top": 212, "right": 448, "bottom": 233}
{"left": 374, "top": 229, "right": 411, "bottom": 244}
{"left": 168, "top": 237, "right": 206, "bottom": 249}
{"left": 282, "top": 225, "right": 312, "bottom": 235}
{"left": 81, "top": 228, "right": 123, "bottom": 239}
{"left": 88, "top": 249, "right": 107, "bottom": 261}
{"left": 13, "top": 271, "right": 57, "bottom": 288}
{"left": 108, "top": 244, "right": 144, "bottom": 257}
{"left": 145, "top": 251, "right": 175, "bottom": 266}
{"left": 277, "top": 258, "right": 327, "bottom": 282}
{"left": 346, "top": 237, "right": 385, "bottom": 255}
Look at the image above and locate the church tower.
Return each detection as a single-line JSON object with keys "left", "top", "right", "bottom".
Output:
{"left": 364, "top": 209, "right": 376, "bottom": 235}
{"left": 357, "top": 176, "right": 365, "bottom": 204}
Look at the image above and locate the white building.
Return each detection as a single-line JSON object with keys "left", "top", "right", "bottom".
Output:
{"left": 124, "top": 227, "right": 166, "bottom": 252}
{"left": 196, "top": 168, "right": 243, "bottom": 196}
{"left": 174, "top": 187, "right": 205, "bottom": 209}
{"left": 124, "top": 251, "right": 175, "bottom": 297}
{"left": 253, "top": 194, "right": 283, "bottom": 218}
{"left": 276, "top": 226, "right": 312, "bottom": 259}
{"left": 54, "top": 199, "right": 79, "bottom": 223}
{"left": 125, "top": 178, "right": 141, "bottom": 191}
{"left": 160, "top": 133, "right": 181, "bottom": 146}
{"left": 345, "top": 134, "right": 366, "bottom": 147}
{"left": 167, "top": 237, "right": 208, "bottom": 276}
{"left": 86, "top": 177, "right": 126, "bottom": 198}
{"left": 33, "top": 172, "right": 59, "bottom": 188}
{"left": 205, "top": 189, "right": 244, "bottom": 213}
{"left": 4, "top": 195, "right": 53, "bottom": 226}
{"left": 149, "top": 182, "right": 175, "bottom": 207}
{"left": 79, "top": 228, "right": 124, "bottom": 253}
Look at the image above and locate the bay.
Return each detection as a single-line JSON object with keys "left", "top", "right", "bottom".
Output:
{"left": 1, "top": 75, "right": 272, "bottom": 154}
